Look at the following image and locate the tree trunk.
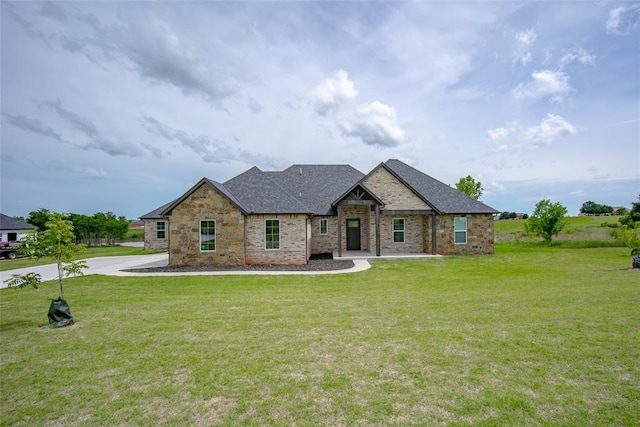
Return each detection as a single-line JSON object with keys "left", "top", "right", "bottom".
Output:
{"left": 57, "top": 261, "right": 65, "bottom": 300}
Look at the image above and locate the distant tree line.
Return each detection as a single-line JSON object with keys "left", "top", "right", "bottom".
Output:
{"left": 499, "top": 212, "right": 528, "bottom": 220}
{"left": 26, "top": 208, "right": 129, "bottom": 247}
{"left": 579, "top": 201, "right": 614, "bottom": 215}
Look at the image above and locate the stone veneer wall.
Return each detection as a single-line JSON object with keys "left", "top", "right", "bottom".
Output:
{"left": 168, "top": 183, "right": 245, "bottom": 266}
{"left": 363, "top": 167, "right": 431, "bottom": 210}
{"left": 379, "top": 214, "right": 424, "bottom": 254}
{"left": 436, "top": 214, "right": 495, "bottom": 255}
{"left": 143, "top": 219, "right": 169, "bottom": 251}
{"left": 244, "top": 214, "right": 308, "bottom": 265}
{"left": 310, "top": 216, "right": 338, "bottom": 254}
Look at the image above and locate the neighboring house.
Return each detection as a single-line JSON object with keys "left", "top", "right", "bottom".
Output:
{"left": 0, "top": 213, "right": 35, "bottom": 243}
{"left": 142, "top": 159, "right": 499, "bottom": 266}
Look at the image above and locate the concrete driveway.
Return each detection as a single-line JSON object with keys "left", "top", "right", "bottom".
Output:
{"left": 0, "top": 253, "right": 169, "bottom": 288}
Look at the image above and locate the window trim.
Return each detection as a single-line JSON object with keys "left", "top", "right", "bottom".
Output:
{"left": 393, "top": 218, "right": 405, "bottom": 243}
{"left": 319, "top": 219, "right": 328, "bottom": 235}
{"left": 199, "top": 220, "right": 217, "bottom": 252}
{"left": 156, "top": 221, "right": 166, "bottom": 240}
{"left": 454, "top": 217, "right": 467, "bottom": 245}
{"left": 265, "top": 219, "right": 280, "bottom": 250}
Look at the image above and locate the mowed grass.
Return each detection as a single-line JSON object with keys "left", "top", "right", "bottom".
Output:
{"left": 1, "top": 246, "right": 639, "bottom": 426}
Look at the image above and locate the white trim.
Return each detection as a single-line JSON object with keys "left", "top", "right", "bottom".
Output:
{"left": 392, "top": 218, "right": 405, "bottom": 243}
{"left": 319, "top": 219, "right": 328, "bottom": 235}
{"left": 454, "top": 217, "right": 467, "bottom": 245}
{"left": 199, "top": 219, "right": 217, "bottom": 252}
{"left": 156, "top": 221, "right": 166, "bottom": 240}
{"left": 265, "top": 218, "right": 280, "bottom": 250}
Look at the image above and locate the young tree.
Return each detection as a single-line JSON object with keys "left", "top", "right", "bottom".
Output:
{"left": 6, "top": 212, "right": 87, "bottom": 300}
{"left": 455, "top": 175, "right": 483, "bottom": 200}
{"left": 524, "top": 199, "right": 568, "bottom": 243}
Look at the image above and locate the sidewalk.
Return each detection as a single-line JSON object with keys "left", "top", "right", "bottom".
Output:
{"left": 0, "top": 254, "right": 371, "bottom": 287}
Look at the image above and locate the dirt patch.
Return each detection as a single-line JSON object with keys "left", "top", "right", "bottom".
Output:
{"left": 122, "top": 258, "right": 354, "bottom": 273}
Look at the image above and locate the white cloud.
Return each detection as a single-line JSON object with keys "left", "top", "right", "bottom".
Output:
{"left": 558, "top": 48, "right": 595, "bottom": 69}
{"left": 606, "top": 4, "right": 640, "bottom": 35}
{"left": 340, "top": 101, "right": 405, "bottom": 147}
{"left": 513, "top": 70, "right": 572, "bottom": 103}
{"left": 310, "top": 70, "right": 358, "bottom": 115}
{"left": 487, "top": 122, "right": 518, "bottom": 152}
{"left": 512, "top": 28, "right": 536, "bottom": 65}
{"left": 524, "top": 114, "right": 577, "bottom": 146}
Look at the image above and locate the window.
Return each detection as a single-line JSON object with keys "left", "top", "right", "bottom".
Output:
{"left": 200, "top": 220, "right": 216, "bottom": 251}
{"left": 265, "top": 219, "right": 280, "bottom": 250}
{"left": 156, "top": 221, "right": 166, "bottom": 239}
{"left": 454, "top": 217, "right": 467, "bottom": 244}
{"left": 320, "top": 219, "right": 328, "bottom": 235}
{"left": 393, "top": 218, "right": 405, "bottom": 243}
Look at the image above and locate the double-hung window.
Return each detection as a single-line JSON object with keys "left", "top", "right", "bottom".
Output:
{"left": 320, "top": 219, "right": 328, "bottom": 235}
{"left": 156, "top": 221, "right": 166, "bottom": 239}
{"left": 454, "top": 217, "right": 467, "bottom": 244}
{"left": 393, "top": 218, "right": 405, "bottom": 243}
{"left": 200, "top": 220, "right": 216, "bottom": 251}
{"left": 265, "top": 219, "right": 280, "bottom": 250}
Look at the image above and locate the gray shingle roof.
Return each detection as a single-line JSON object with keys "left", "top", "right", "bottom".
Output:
{"left": 382, "top": 159, "right": 499, "bottom": 214}
{"left": 0, "top": 213, "right": 35, "bottom": 231}
{"left": 151, "top": 159, "right": 498, "bottom": 218}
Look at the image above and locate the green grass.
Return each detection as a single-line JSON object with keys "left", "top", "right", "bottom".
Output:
{"left": 0, "top": 246, "right": 162, "bottom": 272}
{"left": 1, "top": 246, "right": 638, "bottom": 426}
{"left": 495, "top": 215, "right": 626, "bottom": 244}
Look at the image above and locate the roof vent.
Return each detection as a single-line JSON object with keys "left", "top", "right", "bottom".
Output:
{"left": 299, "top": 167, "right": 303, "bottom": 175}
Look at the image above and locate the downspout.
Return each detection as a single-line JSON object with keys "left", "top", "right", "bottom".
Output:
{"left": 375, "top": 204, "right": 381, "bottom": 256}
{"left": 337, "top": 205, "right": 342, "bottom": 258}
{"left": 431, "top": 211, "right": 437, "bottom": 255}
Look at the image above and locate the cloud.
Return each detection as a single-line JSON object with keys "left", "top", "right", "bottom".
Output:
{"left": 3, "top": 113, "right": 63, "bottom": 142}
{"left": 340, "top": 101, "right": 405, "bottom": 147}
{"left": 247, "top": 97, "right": 263, "bottom": 114}
{"left": 524, "top": 114, "right": 577, "bottom": 146}
{"left": 311, "top": 70, "right": 358, "bottom": 115}
{"left": 558, "top": 48, "right": 595, "bottom": 69}
{"left": 139, "top": 115, "right": 281, "bottom": 168}
{"left": 512, "top": 28, "right": 536, "bottom": 66}
{"left": 49, "top": 160, "right": 107, "bottom": 180}
{"left": 606, "top": 4, "right": 640, "bottom": 35}
{"left": 39, "top": 99, "right": 142, "bottom": 157}
{"left": 487, "top": 122, "right": 518, "bottom": 152}
{"left": 512, "top": 70, "right": 572, "bottom": 103}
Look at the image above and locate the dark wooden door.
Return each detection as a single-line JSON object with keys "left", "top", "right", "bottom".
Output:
{"left": 346, "top": 219, "right": 361, "bottom": 250}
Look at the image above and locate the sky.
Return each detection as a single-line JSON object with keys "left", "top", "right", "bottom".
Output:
{"left": 1, "top": 1, "right": 639, "bottom": 219}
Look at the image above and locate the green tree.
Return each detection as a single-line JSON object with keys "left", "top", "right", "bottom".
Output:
{"left": 525, "top": 199, "right": 568, "bottom": 243}
{"left": 619, "top": 195, "right": 640, "bottom": 228}
{"left": 455, "top": 175, "right": 483, "bottom": 200}
{"left": 6, "top": 212, "right": 87, "bottom": 300}
{"left": 26, "top": 208, "right": 50, "bottom": 230}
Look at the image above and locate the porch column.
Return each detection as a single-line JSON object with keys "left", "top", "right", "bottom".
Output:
{"left": 375, "top": 204, "right": 381, "bottom": 256}
{"left": 337, "top": 204, "right": 342, "bottom": 257}
{"left": 431, "top": 211, "right": 437, "bottom": 255}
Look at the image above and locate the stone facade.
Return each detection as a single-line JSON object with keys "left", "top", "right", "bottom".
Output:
{"left": 168, "top": 183, "right": 245, "bottom": 266}
{"left": 363, "top": 167, "right": 431, "bottom": 210}
{"left": 310, "top": 216, "right": 339, "bottom": 254}
{"left": 379, "top": 214, "right": 425, "bottom": 254}
{"left": 143, "top": 219, "right": 169, "bottom": 251}
{"left": 244, "top": 214, "right": 308, "bottom": 265}
{"left": 435, "top": 214, "right": 495, "bottom": 255}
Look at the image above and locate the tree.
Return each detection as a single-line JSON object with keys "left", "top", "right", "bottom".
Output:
{"left": 619, "top": 195, "right": 640, "bottom": 228}
{"left": 6, "top": 212, "right": 87, "bottom": 300}
{"left": 26, "top": 208, "right": 51, "bottom": 230}
{"left": 455, "top": 175, "right": 483, "bottom": 200}
{"left": 524, "top": 199, "right": 568, "bottom": 243}
{"left": 580, "top": 201, "right": 613, "bottom": 215}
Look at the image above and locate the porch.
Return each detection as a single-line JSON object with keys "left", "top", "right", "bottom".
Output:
{"left": 333, "top": 250, "right": 443, "bottom": 260}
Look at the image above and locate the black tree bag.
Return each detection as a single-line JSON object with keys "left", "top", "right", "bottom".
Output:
{"left": 48, "top": 298, "right": 74, "bottom": 327}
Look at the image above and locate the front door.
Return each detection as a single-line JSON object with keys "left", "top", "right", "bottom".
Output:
{"left": 346, "top": 219, "right": 361, "bottom": 250}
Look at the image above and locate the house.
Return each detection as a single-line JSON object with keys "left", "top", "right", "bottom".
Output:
{"left": 141, "top": 159, "right": 499, "bottom": 266}
{"left": 0, "top": 213, "right": 35, "bottom": 243}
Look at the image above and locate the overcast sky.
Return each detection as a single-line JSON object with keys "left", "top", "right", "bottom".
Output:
{"left": 1, "top": 1, "right": 638, "bottom": 219}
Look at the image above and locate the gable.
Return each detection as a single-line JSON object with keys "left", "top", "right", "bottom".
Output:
{"left": 362, "top": 165, "right": 432, "bottom": 210}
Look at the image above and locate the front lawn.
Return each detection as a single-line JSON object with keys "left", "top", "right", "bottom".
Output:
{"left": 1, "top": 246, "right": 638, "bottom": 425}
